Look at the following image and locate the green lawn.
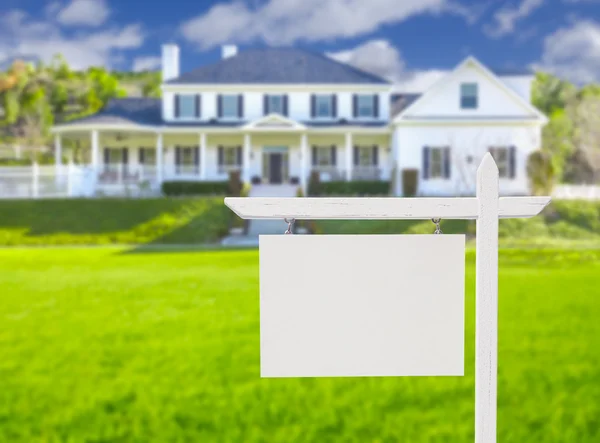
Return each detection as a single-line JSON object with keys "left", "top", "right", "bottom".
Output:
{"left": 1, "top": 247, "right": 599, "bottom": 442}
{"left": 0, "top": 198, "right": 232, "bottom": 246}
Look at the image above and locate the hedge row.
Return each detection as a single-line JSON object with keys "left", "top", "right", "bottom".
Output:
{"left": 161, "top": 181, "right": 229, "bottom": 196}
{"left": 310, "top": 180, "right": 391, "bottom": 196}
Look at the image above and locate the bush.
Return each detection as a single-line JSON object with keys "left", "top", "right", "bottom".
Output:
{"left": 161, "top": 181, "right": 228, "bottom": 196}
{"left": 402, "top": 169, "right": 418, "bottom": 197}
{"left": 527, "top": 151, "right": 555, "bottom": 195}
{"left": 228, "top": 171, "right": 243, "bottom": 197}
{"left": 317, "top": 181, "right": 390, "bottom": 196}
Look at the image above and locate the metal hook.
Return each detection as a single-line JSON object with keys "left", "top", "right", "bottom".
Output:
{"left": 284, "top": 218, "right": 295, "bottom": 235}
{"left": 432, "top": 217, "right": 442, "bottom": 234}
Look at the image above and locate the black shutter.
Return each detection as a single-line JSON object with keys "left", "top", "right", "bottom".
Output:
{"left": 331, "top": 146, "right": 336, "bottom": 166}
{"left": 310, "top": 94, "right": 316, "bottom": 118}
{"left": 283, "top": 95, "right": 288, "bottom": 116}
{"left": 139, "top": 148, "right": 145, "bottom": 165}
{"left": 373, "top": 94, "right": 379, "bottom": 118}
{"left": 263, "top": 94, "right": 269, "bottom": 115}
{"left": 218, "top": 146, "right": 224, "bottom": 166}
{"left": 353, "top": 146, "right": 359, "bottom": 166}
{"left": 352, "top": 94, "right": 358, "bottom": 118}
{"left": 122, "top": 147, "right": 128, "bottom": 165}
{"left": 195, "top": 94, "right": 201, "bottom": 118}
{"left": 174, "top": 94, "right": 180, "bottom": 118}
{"left": 103, "top": 148, "right": 110, "bottom": 165}
{"left": 372, "top": 145, "right": 378, "bottom": 166}
{"left": 217, "top": 95, "right": 223, "bottom": 118}
{"left": 509, "top": 146, "right": 516, "bottom": 179}
{"left": 238, "top": 95, "right": 244, "bottom": 118}
{"left": 312, "top": 146, "right": 317, "bottom": 166}
{"left": 422, "top": 146, "right": 430, "bottom": 179}
{"left": 444, "top": 147, "right": 451, "bottom": 179}
{"left": 237, "top": 146, "right": 242, "bottom": 165}
{"left": 175, "top": 146, "right": 181, "bottom": 174}
{"left": 332, "top": 94, "right": 337, "bottom": 118}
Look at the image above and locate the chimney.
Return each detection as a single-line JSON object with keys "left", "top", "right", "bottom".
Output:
{"left": 222, "top": 45, "right": 238, "bottom": 59}
{"left": 162, "top": 44, "right": 180, "bottom": 81}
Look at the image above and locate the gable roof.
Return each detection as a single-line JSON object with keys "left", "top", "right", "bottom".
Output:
{"left": 167, "top": 48, "right": 390, "bottom": 85}
{"left": 393, "top": 56, "right": 547, "bottom": 124}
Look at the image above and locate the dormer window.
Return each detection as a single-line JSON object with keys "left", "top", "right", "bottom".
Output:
{"left": 310, "top": 94, "right": 337, "bottom": 119}
{"left": 218, "top": 94, "right": 243, "bottom": 119}
{"left": 354, "top": 94, "right": 379, "bottom": 118}
{"left": 460, "top": 83, "right": 478, "bottom": 109}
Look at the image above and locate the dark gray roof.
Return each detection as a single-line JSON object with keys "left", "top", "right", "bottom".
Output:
{"left": 167, "top": 48, "right": 390, "bottom": 85}
{"left": 391, "top": 93, "right": 422, "bottom": 116}
{"left": 59, "top": 98, "right": 162, "bottom": 127}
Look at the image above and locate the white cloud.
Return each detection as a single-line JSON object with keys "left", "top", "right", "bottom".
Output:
{"left": 133, "top": 56, "right": 162, "bottom": 72}
{"left": 55, "top": 0, "right": 111, "bottom": 27}
{"left": 0, "top": 9, "right": 144, "bottom": 70}
{"left": 484, "top": 0, "right": 544, "bottom": 38}
{"left": 180, "top": 0, "right": 476, "bottom": 50}
{"left": 534, "top": 19, "right": 600, "bottom": 84}
{"left": 327, "top": 40, "right": 447, "bottom": 93}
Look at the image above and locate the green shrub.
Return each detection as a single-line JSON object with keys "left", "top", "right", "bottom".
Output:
{"left": 161, "top": 181, "right": 228, "bottom": 196}
{"left": 318, "top": 181, "right": 390, "bottom": 196}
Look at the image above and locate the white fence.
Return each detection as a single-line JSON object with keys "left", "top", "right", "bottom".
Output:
{"left": 0, "top": 164, "right": 94, "bottom": 199}
{"left": 553, "top": 184, "right": 600, "bottom": 201}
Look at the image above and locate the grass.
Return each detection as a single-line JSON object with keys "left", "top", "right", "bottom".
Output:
{"left": 0, "top": 197, "right": 232, "bottom": 246}
{"left": 1, "top": 247, "right": 599, "bottom": 442}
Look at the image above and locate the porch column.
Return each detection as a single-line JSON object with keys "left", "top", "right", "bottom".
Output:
{"left": 54, "top": 133, "right": 62, "bottom": 175}
{"left": 300, "top": 132, "right": 308, "bottom": 194}
{"left": 91, "top": 130, "right": 99, "bottom": 173}
{"left": 345, "top": 132, "right": 352, "bottom": 181}
{"left": 200, "top": 133, "right": 207, "bottom": 180}
{"left": 243, "top": 133, "right": 251, "bottom": 184}
{"left": 156, "top": 133, "right": 164, "bottom": 184}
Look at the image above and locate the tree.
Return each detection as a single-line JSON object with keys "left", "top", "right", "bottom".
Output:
{"left": 527, "top": 151, "right": 555, "bottom": 195}
{"left": 541, "top": 108, "right": 574, "bottom": 181}
{"left": 141, "top": 75, "right": 162, "bottom": 98}
{"left": 568, "top": 95, "right": 600, "bottom": 182}
{"left": 532, "top": 72, "right": 577, "bottom": 115}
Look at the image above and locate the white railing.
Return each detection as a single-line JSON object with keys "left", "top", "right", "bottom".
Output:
{"left": 553, "top": 184, "right": 600, "bottom": 200}
{"left": 97, "top": 164, "right": 158, "bottom": 185}
{"left": 0, "top": 163, "right": 92, "bottom": 199}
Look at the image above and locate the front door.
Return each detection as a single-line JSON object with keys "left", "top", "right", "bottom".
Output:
{"left": 269, "top": 153, "right": 283, "bottom": 184}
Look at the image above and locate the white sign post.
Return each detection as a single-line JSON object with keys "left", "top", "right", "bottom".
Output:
{"left": 225, "top": 154, "right": 551, "bottom": 443}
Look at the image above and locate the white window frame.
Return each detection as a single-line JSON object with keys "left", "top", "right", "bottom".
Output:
{"left": 315, "top": 95, "right": 333, "bottom": 119}
{"left": 221, "top": 95, "right": 239, "bottom": 119}
{"left": 178, "top": 95, "right": 197, "bottom": 119}
{"left": 357, "top": 95, "right": 376, "bottom": 119}
{"left": 221, "top": 146, "right": 241, "bottom": 171}
{"left": 356, "top": 146, "right": 376, "bottom": 167}
{"left": 315, "top": 146, "right": 334, "bottom": 168}
{"left": 460, "top": 83, "right": 478, "bottom": 109}
{"left": 268, "top": 95, "right": 284, "bottom": 115}
{"left": 428, "top": 147, "right": 446, "bottom": 179}
{"left": 489, "top": 146, "right": 510, "bottom": 178}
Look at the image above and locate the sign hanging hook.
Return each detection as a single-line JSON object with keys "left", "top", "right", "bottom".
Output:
{"left": 284, "top": 218, "right": 295, "bottom": 235}
{"left": 432, "top": 218, "right": 442, "bottom": 234}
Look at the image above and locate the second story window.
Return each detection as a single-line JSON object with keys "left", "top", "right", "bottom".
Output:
{"left": 460, "top": 83, "right": 478, "bottom": 109}
{"left": 355, "top": 95, "right": 378, "bottom": 118}
{"left": 175, "top": 94, "right": 200, "bottom": 119}
{"left": 219, "top": 94, "right": 243, "bottom": 119}
{"left": 265, "top": 94, "right": 287, "bottom": 115}
{"left": 312, "top": 94, "right": 336, "bottom": 118}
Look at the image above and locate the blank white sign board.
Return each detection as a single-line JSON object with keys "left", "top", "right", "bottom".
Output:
{"left": 259, "top": 234, "right": 465, "bottom": 378}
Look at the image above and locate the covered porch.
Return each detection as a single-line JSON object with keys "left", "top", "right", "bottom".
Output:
{"left": 51, "top": 121, "right": 392, "bottom": 196}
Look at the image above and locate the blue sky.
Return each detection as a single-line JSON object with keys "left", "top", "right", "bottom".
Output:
{"left": 1, "top": 0, "right": 599, "bottom": 91}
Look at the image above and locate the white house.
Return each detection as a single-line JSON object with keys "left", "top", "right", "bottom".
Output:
{"left": 51, "top": 45, "right": 547, "bottom": 197}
